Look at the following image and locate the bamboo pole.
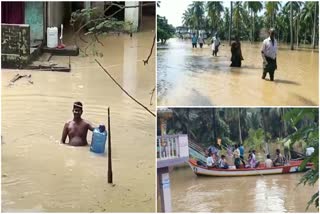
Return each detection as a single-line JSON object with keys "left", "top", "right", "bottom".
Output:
{"left": 108, "top": 107, "right": 113, "bottom": 184}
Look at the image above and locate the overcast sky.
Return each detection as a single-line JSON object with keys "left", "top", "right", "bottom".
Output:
{"left": 157, "top": 1, "right": 287, "bottom": 27}
{"left": 158, "top": 0, "right": 207, "bottom": 27}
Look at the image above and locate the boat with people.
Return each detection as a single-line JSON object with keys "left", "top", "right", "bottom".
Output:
{"left": 188, "top": 158, "right": 313, "bottom": 177}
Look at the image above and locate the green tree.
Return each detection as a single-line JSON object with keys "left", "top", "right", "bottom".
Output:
{"left": 284, "top": 108, "right": 319, "bottom": 210}
{"left": 221, "top": 7, "right": 230, "bottom": 40}
{"left": 284, "top": 1, "right": 303, "bottom": 49}
{"left": 206, "top": 1, "right": 224, "bottom": 35}
{"left": 189, "top": 1, "right": 205, "bottom": 35}
{"left": 157, "top": 15, "right": 175, "bottom": 44}
{"left": 290, "top": 1, "right": 294, "bottom": 50}
{"left": 229, "top": 1, "right": 233, "bottom": 45}
{"left": 244, "top": 1, "right": 263, "bottom": 41}
{"left": 265, "top": 1, "right": 281, "bottom": 28}
{"left": 182, "top": 8, "right": 193, "bottom": 29}
{"left": 232, "top": 1, "right": 251, "bottom": 39}
{"left": 300, "top": 1, "right": 318, "bottom": 48}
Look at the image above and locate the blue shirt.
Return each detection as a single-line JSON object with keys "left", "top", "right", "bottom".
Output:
{"left": 192, "top": 36, "right": 198, "bottom": 44}
{"left": 239, "top": 145, "right": 244, "bottom": 156}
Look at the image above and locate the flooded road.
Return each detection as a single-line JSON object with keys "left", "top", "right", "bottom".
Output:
{"left": 2, "top": 28, "right": 156, "bottom": 211}
{"left": 157, "top": 38, "right": 319, "bottom": 106}
{"left": 170, "top": 166, "right": 319, "bottom": 212}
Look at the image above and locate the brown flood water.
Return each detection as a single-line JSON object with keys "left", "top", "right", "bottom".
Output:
{"left": 170, "top": 166, "right": 319, "bottom": 212}
{"left": 2, "top": 27, "right": 156, "bottom": 211}
{"left": 157, "top": 38, "right": 319, "bottom": 106}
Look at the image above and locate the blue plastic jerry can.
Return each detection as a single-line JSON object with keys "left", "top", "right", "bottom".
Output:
{"left": 90, "top": 125, "right": 107, "bottom": 154}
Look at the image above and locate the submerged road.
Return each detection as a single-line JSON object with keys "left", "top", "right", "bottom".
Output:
{"left": 157, "top": 38, "right": 319, "bottom": 106}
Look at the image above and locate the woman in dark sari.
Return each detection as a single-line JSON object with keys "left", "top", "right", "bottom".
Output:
{"left": 230, "top": 36, "right": 244, "bottom": 67}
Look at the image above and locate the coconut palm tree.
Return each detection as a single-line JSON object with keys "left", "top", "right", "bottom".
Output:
{"left": 284, "top": 2, "right": 303, "bottom": 49}
{"left": 244, "top": 1, "right": 263, "bottom": 42}
{"left": 260, "top": 108, "right": 270, "bottom": 154}
{"left": 265, "top": 1, "right": 281, "bottom": 28}
{"left": 182, "top": 8, "right": 193, "bottom": 29}
{"left": 206, "top": 1, "right": 224, "bottom": 36}
{"left": 233, "top": 1, "right": 242, "bottom": 37}
{"left": 232, "top": 1, "right": 251, "bottom": 39}
{"left": 238, "top": 108, "right": 243, "bottom": 144}
{"left": 276, "top": 7, "right": 289, "bottom": 42}
{"left": 300, "top": 1, "right": 318, "bottom": 49}
{"left": 222, "top": 7, "right": 230, "bottom": 40}
{"left": 290, "top": 1, "right": 294, "bottom": 50}
{"left": 189, "top": 1, "right": 205, "bottom": 35}
{"left": 229, "top": 1, "right": 233, "bottom": 45}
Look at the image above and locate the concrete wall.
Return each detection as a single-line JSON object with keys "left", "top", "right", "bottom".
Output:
{"left": 47, "top": 2, "right": 65, "bottom": 28}
{"left": 25, "top": 2, "right": 44, "bottom": 42}
{"left": 125, "top": 1, "right": 139, "bottom": 32}
{"left": 1, "top": 24, "right": 31, "bottom": 68}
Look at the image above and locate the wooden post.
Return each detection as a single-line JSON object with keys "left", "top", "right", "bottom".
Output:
{"left": 108, "top": 107, "right": 113, "bottom": 184}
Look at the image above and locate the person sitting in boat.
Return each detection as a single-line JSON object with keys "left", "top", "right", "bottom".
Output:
{"left": 61, "top": 102, "right": 94, "bottom": 146}
{"left": 265, "top": 154, "right": 273, "bottom": 168}
{"left": 219, "top": 155, "right": 229, "bottom": 169}
{"left": 206, "top": 153, "right": 215, "bottom": 168}
{"left": 250, "top": 150, "right": 257, "bottom": 168}
{"left": 246, "top": 152, "right": 252, "bottom": 168}
{"left": 273, "top": 149, "right": 285, "bottom": 166}
{"left": 233, "top": 144, "right": 241, "bottom": 169}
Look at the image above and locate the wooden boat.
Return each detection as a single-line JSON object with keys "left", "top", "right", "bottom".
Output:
{"left": 188, "top": 159, "right": 313, "bottom": 177}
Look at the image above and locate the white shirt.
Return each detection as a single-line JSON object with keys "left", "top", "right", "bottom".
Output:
{"left": 207, "top": 156, "right": 214, "bottom": 167}
{"left": 212, "top": 37, "right": 220, "bottom": 50}
{"left": 265, "top": 158, "right": 273, "bottom": 168}
{"left": 233, "top": 148, "right": 240, "bottom": 158}
{"left": 261, "top": 37, "right": 277, "bottom": 59}
{"left": 250, "top": 153, "right": 256, "bottom": 168}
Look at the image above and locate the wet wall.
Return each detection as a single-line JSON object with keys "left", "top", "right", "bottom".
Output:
{"left": 25, "top": 2, "right": 44, "bottom": 42}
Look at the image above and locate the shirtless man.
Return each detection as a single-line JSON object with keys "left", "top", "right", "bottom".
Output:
{"left": 61, "top": 102, "right": 94, "bottom": 146}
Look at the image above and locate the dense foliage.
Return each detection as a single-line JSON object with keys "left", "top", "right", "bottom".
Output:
{"left": 284, "top": 108, "right": 319, "bottom": 210}
{"left": 157, "top": 15, "right": 175, "bottom": 44}
{"left": 159, "top": 108, "right": 317, "bottom": 150}
{"left": 181, "top": 1, "right": 318, "bottom": 48}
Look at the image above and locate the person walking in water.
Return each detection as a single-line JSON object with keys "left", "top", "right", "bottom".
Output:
{"left": 61, "top": 102, "right": 94, "bottom": 146}
{"left": 230, "top": 36, "right": 244, "bottom": 67}
{"left": 198, "top": 34, "right": 204, "bottom": 48}
{"left": 211, "top": 34, "right": 221, "bottom": 56}
{"left": 261, "top": 28, "right": 278, "bottom": 81}
{"left": 192, "top": 33, "right": 198, "bottom": 48}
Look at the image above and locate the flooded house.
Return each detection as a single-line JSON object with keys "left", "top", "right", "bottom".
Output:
{"left": 1, "top": 1, "right": 155, "bottom": 68}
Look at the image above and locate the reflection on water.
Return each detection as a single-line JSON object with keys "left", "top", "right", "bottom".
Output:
{"left": 170, "top": 166, "right": 318, "bottom": 212}
{"left": 2, "top": 28, "right": 155, "bottom": 212}
{"left": 157, "top": 38, "right": 319, "bottom": 106}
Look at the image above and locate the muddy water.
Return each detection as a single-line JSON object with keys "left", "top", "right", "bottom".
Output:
{"left": 2, "top": 29, "right": 156, "bottom": 211}
{"left": 157, "top": 38, "right": 319, "bottom": 106}
{"left": 170, "top": 166, "right": 319, "bottom": 212}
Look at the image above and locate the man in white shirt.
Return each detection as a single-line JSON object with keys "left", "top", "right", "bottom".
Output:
{"left": 233, "top": 144, "right": 241, "bottom": 169}
{"left": 265, "top": 154, "right": 273, "bottom": 168}
{"left": 212, "top": 34, "right": 221, "bottom": 56}
{"left": 261, "top": 28, "right": 278, "bottom": 81}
